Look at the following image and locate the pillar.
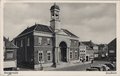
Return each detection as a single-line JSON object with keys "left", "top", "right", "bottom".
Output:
{"left": 52, "top": 47, "right": 59, "bottom": 67}
{"left": 67, "top": 47, "right": 70, "bottom": 62}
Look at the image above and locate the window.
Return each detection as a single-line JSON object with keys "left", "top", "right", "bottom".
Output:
{"left": 75, "top": 51, "right": 78, "bottom": 59}
{"left": 20, "top": 40, "right": 23, "bottom": 47}
{"left": 74, "top": 41, "right": 77, "bottom": 45}
{"left": 109, "top": 50, "right": 115, "bottom": 53}
{"left": 70, "top": 51, "right": 72, "bottom": 59}
{"left": 38, "top": 51, "right": 43, "bottom": 63}
{"left": 38, "top": 37, "right": 42, "bottom": 45}
{"left": 47, "top": 38, "right": 50, "bottom": 45}
{"left": 47, "top": 51, "right": 51, "bottom": 61}
{"left": 6, "top": 51, "right": 14, "bottom": 59}
{"left": 27, "top": 38, "right": 30, "bottom": 46}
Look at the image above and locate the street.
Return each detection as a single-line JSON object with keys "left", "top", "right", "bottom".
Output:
{"left": 18, "top": 60, "right": 114, "bottom": 71}
{"left": 51, "top": 61, "right": 110, "bottom": 71}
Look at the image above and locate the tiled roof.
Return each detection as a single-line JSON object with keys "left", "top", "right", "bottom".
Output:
{"left": 62, "top": 29, "right": 78, "bottom": 38}
{"left": 4, "top": 37, "right": 18, "bottom": 49}
{"left": 81, "top": 41, "right": 96, "bottom": 48}
{"left": 17, "top": 24, "right": 78, "bottom": 38}
{"left": 35, "top": 24, "right": 53, "bottom": 33}
{"left": 79, "top": 42, "right": 93, "bottom": 50}
{"left": 18, "top": 25, "right": 37, "bottom": 36}
{"left": 18, "top": 24, "right": 53, "bottom": 37}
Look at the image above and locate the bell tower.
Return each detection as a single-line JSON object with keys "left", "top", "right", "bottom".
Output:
{"left": 50, "top": 3, "right": 60, "bottom": 32}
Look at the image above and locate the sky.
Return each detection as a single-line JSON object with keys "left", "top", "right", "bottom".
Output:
{"left": 4, "top": 3, "right": 116, "bottom": 44}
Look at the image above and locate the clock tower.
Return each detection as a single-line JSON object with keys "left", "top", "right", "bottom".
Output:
{"left": 50, "top": 3, "right": 61, "bottom": 32}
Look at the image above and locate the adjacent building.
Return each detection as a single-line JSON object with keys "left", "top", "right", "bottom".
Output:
{"left": 80, "top": 40, "right": 99, "bottom": 59}
{"left": 98, "top": 44, "right": 108, "bottom": 59}
{"left": 14, "top": 4, "right": 79, "bottom": 70}
{"left": 108, "top": 38, "right": 116, "bottom": 61}
{"left": 3, "top": 37, "right": 18, "bottom": 70}
{"left": 79, "top": 42, "right": 94, "bottom": 62}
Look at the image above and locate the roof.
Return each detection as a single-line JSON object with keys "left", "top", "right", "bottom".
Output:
{"left": 80, "top": 41, "right": 96, "bottom": 48}
{"left": 108, "top": 38, "right": 116, "bottom": 46}
{"left": 17, "top": 23, "right": 78, "bottom": 38}
{"left": 50, "top": 3, "right": 60, "bottom": 10}
{"left": 4, "top": 37, "right": 18, "bottom": 49}
{"left": 18, "top": 24, "right": 53, "bottom": 37}
{"left": 62, "top": 29, "right": 78, "bottom": 38}
{"left": 79, "top": 42, "right": 93, "bottom": 50}
{"left": 98, "top": 44, "right": 107, "bottom": 50}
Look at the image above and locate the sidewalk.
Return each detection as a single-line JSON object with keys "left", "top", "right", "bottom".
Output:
{"left": 43, "top": 61, "right": 91, "bottom": 71}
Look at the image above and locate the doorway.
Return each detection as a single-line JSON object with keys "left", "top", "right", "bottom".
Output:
{"left": 59, "top": 41, "right": 67, "bottom": 62}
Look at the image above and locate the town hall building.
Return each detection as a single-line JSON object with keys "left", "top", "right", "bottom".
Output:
{"left": 14, "top": 4, "right": 79, "bottom": 70}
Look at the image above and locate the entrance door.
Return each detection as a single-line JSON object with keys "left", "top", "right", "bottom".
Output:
{"left": 59, "top": 41, "right": 67, "bottom": 62}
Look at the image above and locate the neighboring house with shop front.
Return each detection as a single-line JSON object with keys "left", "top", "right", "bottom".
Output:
{"left": 13, "top": 3, "right": 79, "bottom": 70}
{"left": 3, "top": 37, "right": 18, "bottom": 71}
{"left": 79, "top": 42, "right": 94, "bottom": 62}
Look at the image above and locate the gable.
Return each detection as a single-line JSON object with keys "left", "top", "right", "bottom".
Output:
{"left": 57, "top": 30, "right": 68, "bottom": 36}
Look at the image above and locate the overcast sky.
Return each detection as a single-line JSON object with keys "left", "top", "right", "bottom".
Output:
{"left": 4, "top": 3, "right": 116, "bottom": 44}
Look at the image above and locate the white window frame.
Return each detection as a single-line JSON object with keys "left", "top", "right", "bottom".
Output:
{"left": 47, "top": 38, "right": 50, "bottom": 45}
{"left": 47, "top": 51, "right": 51, "bottom": 61}
{"left": 38, "top": 51, "right": 44, "bottom": 63}
{"left": 70, "top": 51, "right": 73, "bottom": 59}
{"left": 27, "top": 37, "right": 30, "bottom": 46}
{"left": 38, "top": 37, "right": 42, "bottom": 45}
